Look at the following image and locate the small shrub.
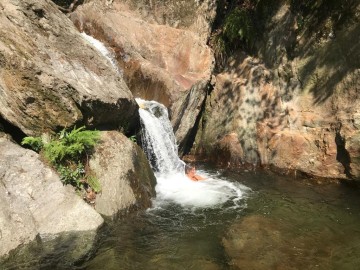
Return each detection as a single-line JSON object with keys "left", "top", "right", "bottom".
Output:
{"left": 57, "top": 162, "right": 85, "bottom": 190}
{"left": 22, "top": 126, "right": 101, "bottom": 195}
{"left": 21, "top": 137, "right": 44, "bottom": 152}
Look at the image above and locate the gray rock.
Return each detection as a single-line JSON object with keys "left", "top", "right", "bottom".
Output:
{"left": 0, "top": 137, "right": 104, "bottom": 258}
{"left": 89, "top": 131, "right": 156, "bottom": 217}
{"left": 0, "top": 0, "right": 139, "bottom": 136}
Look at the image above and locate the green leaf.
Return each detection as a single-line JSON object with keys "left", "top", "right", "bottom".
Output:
{"left": 21, "top": 136, "right": 44, "bottom": 152}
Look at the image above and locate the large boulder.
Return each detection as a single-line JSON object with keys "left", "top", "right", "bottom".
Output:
{"left": 70, "top": 0, "right": 215, "bottom": 154}
{"left": 0, "top": 0, "right": 139, "bottom": 136}
{"left": 89, "top": 131, "right": 156, "bottom": 217}
{"left": 194, "top": 3, "right": 360, "bottom": 180}
{"left": 0, "top": 136, "right": 103, "bottom": 259}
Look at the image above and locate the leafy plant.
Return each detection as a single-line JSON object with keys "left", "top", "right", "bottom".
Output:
{"left": 21, "top": 136, "right": 44, "bottom": 152}
{"left": 22, "top": 126, "right": 101, "bottom": 195}
{"left": 209, "top": 0, "right": 259, "bottom": 68}
{"left": 129, "top": 135, "right": 137, "bottom": 143}
{"left": 223, "top": 7, "right": 255, "bottom": 46}
{"left": 43, "top": 126, "right": 100, "bottom": 165}
{"left": 57, "top": 162, "right": 85, "bottom": 190}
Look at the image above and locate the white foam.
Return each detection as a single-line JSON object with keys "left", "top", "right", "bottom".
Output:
{"left": 136, "top": 98, "right": 250, "bottom": 209}
{"left": 153, "top": 170, "right": 250, "bottom": 209}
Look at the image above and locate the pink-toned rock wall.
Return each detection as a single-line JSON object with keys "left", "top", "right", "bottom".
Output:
{"left": 70, "top": 0, "right": 216, "bottom": 154}
{"left": 194, "top": 3, "right": 360, "bottom": 180}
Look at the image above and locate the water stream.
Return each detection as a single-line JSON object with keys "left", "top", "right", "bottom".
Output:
{"left": 80, "top": 32, "right": 121, "bottom": 75}
{"left": 79, "top": 99, "right": 360, "bottom": 269}
{"left": 2, "top": 36, "right": 360, "bottom": 270}
{"left": 79, "top": 168, "right": 360, "bottom": 270}
{"left": 136, "top": 98, "right": 248, "bottom": 210}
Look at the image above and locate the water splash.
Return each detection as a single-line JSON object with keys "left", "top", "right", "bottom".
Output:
{"left": 136, "top": 98, "right": 250, "bottom": 209}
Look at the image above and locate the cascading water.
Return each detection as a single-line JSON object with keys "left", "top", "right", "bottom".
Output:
{"left": 80, "top": 32, "right": 121, "bottom": 75}
{"left": 136, "top": 98, "right": 250, "bottom": 209}
{"left": 77, "top": 32, "right": 250, "bottom": 209}
{"left": 137, "top": 98, "right": 184, "bottom": 174}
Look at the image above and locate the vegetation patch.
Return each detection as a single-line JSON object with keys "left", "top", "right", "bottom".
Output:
{"left": 22, "top": 126, "right": 101, "bottom": 204}
{"left": 209, "top": 0, "right": 280, "bottom": 68}
{"left": 209, "top": 0, "right": 358, "bottom": 70}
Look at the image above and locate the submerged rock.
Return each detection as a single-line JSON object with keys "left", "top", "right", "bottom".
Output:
{"left": 223, "top": 215, "right": 338, "bottom": 269}
{"left": 89, "top": 131, "right": 156, "bottom": 217}
{"left": 0, "top": 0, "right": 139, "bottom": 136}
{"left": 0, "top": 136, "right": 103, "bottom": 258}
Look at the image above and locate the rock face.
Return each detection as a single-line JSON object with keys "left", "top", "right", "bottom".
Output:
{"left": 194, "top": 3, "right": 360, "bottom": 179}
{"left": 0, "top": 136, "right": 104, "bottom": 258}
{"left": 0, "top": 0, "right": 139, "bottom": 136}
{"left": 70, "top": 0, "right": 215, "bottom": 154}
{"left": 89, "top": 131, "right": 156, "bottom": 217}
{"left": 108, "top": 0, "right": 217, "bottom": 43}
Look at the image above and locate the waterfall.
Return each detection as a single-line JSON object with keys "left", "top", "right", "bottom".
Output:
{"left": 80, "top": 32, "right": 121, "bottom": 75}
{"left": 136, "top": 98, "right": 250, "bottom": 209}
{"left": 136, "top": 98, "right": 184, "bottom": 174}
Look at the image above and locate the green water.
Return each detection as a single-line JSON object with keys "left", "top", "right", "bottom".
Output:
{"left": 2, "top": 168, "right": 360, "bottom": 269}
{"left": 80, "top": 168, "right": 360, "bottom": 270}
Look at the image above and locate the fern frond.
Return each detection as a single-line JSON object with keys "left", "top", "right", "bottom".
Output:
{"left": 21, "top": 136, "right": 44, "bottom": 152}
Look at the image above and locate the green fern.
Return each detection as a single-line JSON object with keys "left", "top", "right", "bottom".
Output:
{"left": 21, "top": 136, "right": 44, "bottom": 152}
{"left": 43, "top": 126, "right": 100, "bottom": 165}
{"left": 21, "top": 126, "right": 101, "bottom": 194}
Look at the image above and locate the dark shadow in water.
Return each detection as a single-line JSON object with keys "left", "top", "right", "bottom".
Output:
{"left": 0, "top": 230, "right": 102, "bottom": 270}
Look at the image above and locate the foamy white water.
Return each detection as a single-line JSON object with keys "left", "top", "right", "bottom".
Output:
{"left": 136, "top": 99, "right": 250, "bottom": 209}
{"left": 80, "top": 32, "right": 121, "bottom": 74}
{"left": 137, "top": 98, "right": 184, "bottom": 174}
{"left": 153, "top": 170, "right": 250, "bottom": 209}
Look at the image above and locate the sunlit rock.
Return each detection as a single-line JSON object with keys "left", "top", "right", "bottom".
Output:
{"left": 89, "top": 131, "right": 156, "bottom": 217}
{"left": 70, "top": 0, "right": 216, "bottom": 154}
{"left": 0, "top": 137, "right": 103, "bottom": 258}
{"left": 0, "top": 0, "right": 139, "bottom": 136}
{"left": 194, "top": 3, "right": 360, "bottom": 180}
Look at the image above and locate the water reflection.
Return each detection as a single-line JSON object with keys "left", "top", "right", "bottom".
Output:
{"left": 81, "top": 168, "right": 360, "bottom": 270}
{"left": 3, "top": 168, "right": 360, "bottom": 269}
